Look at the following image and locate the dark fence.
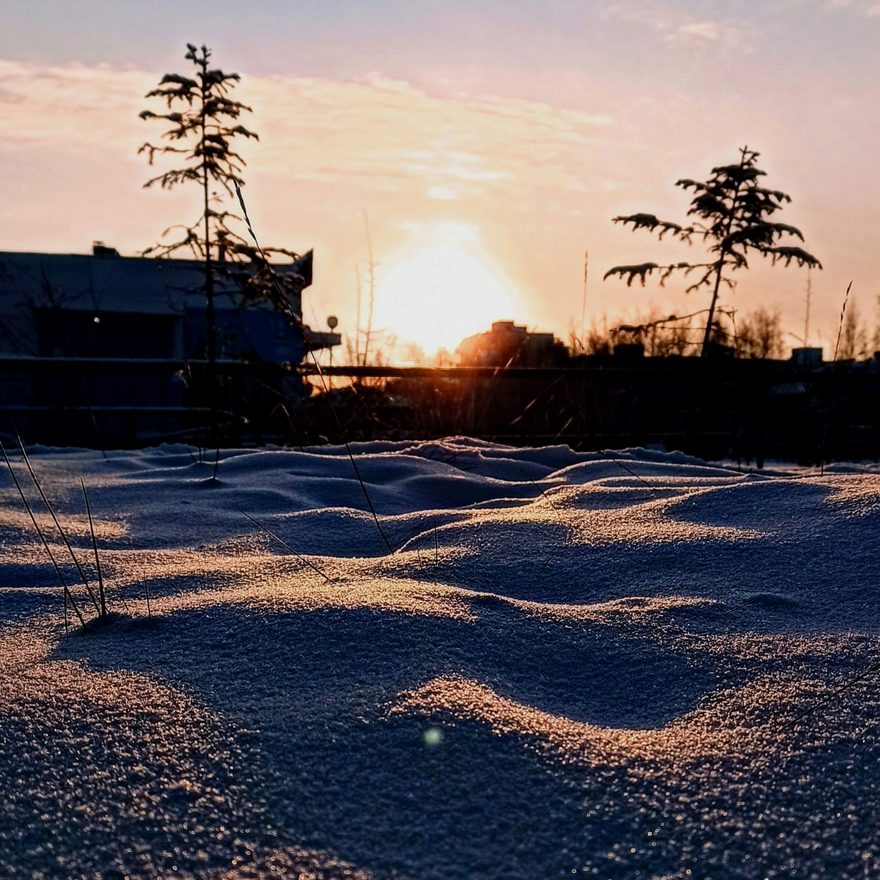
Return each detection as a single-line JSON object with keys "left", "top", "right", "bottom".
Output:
{"left": 1, "top": 356, "right": 878, "bottom": 463}
{"left": 0, "top": 357, "right": 293, "bottom": 448}
{"left": 302, "top": 360, "right": 880, "bottom": 465}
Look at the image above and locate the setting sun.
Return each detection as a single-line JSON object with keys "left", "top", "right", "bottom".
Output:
{"left": 372, "top": 222, "right": 525, "bottom": 357}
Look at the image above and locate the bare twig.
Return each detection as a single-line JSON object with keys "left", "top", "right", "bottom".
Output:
{"left": 143, "top": 573, "right": 153, "bottom": 619}
{"left": 820, "top": 281, "right": 853, "bottom": 476}
{"left": 600, "top": 450, "right": 660, "bottom": 493}
{"left": 239, "top": 509, "right": 332, "bottom": 583}
{"left": 16, "top": 436, "right": 100, "bottom": 612}
{"left": 80, "top": 480, "right": 108, "bottom": 618}
{"left": 0, "top": 440, "right": 85, "bottom": 627}
{"left": 233, "top": 180, "right": 394, "bottom": 553}
{"left": 831, "top": 281, "right": 853, "bottom": 365}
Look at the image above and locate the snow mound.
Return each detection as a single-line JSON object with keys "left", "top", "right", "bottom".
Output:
{"left": 0, "top": 441, "right": 878, "bottom": 878}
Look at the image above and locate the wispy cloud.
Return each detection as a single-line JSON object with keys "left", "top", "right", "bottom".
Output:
{"left": 791, "top": 0, "right": 880, "bottom": 15}
{"left": 600, "top": 2, "right": 752, "bottom": 52}
{"left": 0, "top": 60, "right": 614, "bottom": 205}
{"left": 243, "top": 73, "right": 614, "bottom": 201}
{"left": 0, "top": 61, "right": 148, "bottom": 152}
{"left": 0, "top": 48, "right": 874, "bottom": 347}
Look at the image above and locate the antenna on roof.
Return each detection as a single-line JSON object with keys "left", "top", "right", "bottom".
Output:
{"left": 804, "top": 266, "right": 813, "bottom": 348}
{"left": 579, "top": 249, "right": 589, "bottom": 353}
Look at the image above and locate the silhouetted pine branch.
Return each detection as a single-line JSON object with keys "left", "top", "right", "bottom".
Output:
{"left": 604, "top": 146, "right": 822, "bottom": 357}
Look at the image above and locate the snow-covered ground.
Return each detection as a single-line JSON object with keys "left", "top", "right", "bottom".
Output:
{"left": 0, "top": 438, "right": 878, "bottom": 879}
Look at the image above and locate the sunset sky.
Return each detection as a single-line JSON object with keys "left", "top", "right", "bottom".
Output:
{"left": 1, "top": 1, "right": 877, "bottom": 358}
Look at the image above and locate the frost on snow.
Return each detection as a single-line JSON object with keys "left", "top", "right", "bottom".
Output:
{"left": 0, "top": 439, "right": 878, "bottom": 878}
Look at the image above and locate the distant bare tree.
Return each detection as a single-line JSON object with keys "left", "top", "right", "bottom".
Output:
{"left": 571, "top": 309, "right": 736, "bottom": 357}
{"left": 605, "top": 147, "right": 821, "bottom": 356}
{"left": 568, "top": 316, "right": 613, "bottom": 356}
{"left": 839, "top": 298, "right": 870, "bottom": 361}
{"left": 611, "top": 308, "right": 733, "bottom": 356}
{"left": 736, "top": 307, "right": 785, "bottom": 359}
{"left": 642, "top": 311, "right": 697, "bottom": 356}
{"left": 872, "top": 295, "right": 880, "bottom": 356}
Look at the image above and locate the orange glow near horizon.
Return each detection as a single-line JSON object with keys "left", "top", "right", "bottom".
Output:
{"left": 0, "top": 32, "right": 877, "bottom": 353}
{"left": 372, "top": 222, "right": 526, "bottom": 357}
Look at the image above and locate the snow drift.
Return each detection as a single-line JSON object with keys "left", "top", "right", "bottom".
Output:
{"left": 0, "top": 438, "right": 878, "bottom": 878}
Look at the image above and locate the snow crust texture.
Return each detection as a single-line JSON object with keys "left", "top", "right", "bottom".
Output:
{"left": 0, "top": 437, "right": 878, "bottom": 879}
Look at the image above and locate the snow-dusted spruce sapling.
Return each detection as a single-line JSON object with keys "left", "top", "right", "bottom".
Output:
{"left": 604, "top": 146, "right": 822, "bottom": 356}
{"left": 139, "top": 43, "right": 298, "bottom": 438}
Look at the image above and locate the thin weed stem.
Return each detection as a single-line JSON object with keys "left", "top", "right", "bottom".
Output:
{"left": 233, "top": 181, "right": 394, "bottom": 554}
{"left": 522, "top": 472, "right": 567, "bottom": 569}
{"left": 831, "top": 281, "right": 853, "bottom": 365}
{"left": 820, "top": 280, "right": 853, "bottom": 476}
{"left": 16, "top": 436, "right": 100, "bottom": 612}
{"left": 600, "top": 450, "right": 660, "bottom": 494}
{"left": 80, "top": 480, "right": 108, "bottom": 618}
{"left": 0, "top": 440, "right": 85, "bottom": 627}
{"left": 239, "top": 509, "right": 333, "bottom": 583}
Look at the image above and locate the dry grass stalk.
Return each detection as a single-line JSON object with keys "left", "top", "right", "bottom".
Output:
{"left": 233, "top": 181, "right": 394, "bottom": 554}
{"left": 16, "top": 436, "right": 100, "bottom": 612}
{"left": 80, "top": 479, "right": 108, "bottom": 618}
{"left": 0, "top": 440, "right": 85, "bottom": 628}
{"left": 239, "top": 509, "right": 333, "bottom": 583}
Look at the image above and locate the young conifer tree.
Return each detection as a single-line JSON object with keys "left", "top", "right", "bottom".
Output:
{"left": 140, "top": 45, "right": 258, "bottom": 369}
{"left": 139, "top": 44, "right": 299, "bottom": 436}
{"left": 604, "top": 147, "right": 822, "bottom": 356}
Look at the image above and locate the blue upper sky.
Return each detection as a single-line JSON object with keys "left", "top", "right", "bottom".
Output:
{"left": 4, "top": 1, "right": 874, "bottom": 81}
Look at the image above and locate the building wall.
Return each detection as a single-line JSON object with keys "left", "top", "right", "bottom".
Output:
{"left": 0, "top": 250, "right": 307, "bottom": 363}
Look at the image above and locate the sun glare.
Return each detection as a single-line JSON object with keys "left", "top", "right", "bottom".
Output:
{"left": 373, "top": 223, "right": 524, "bottom": 358}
